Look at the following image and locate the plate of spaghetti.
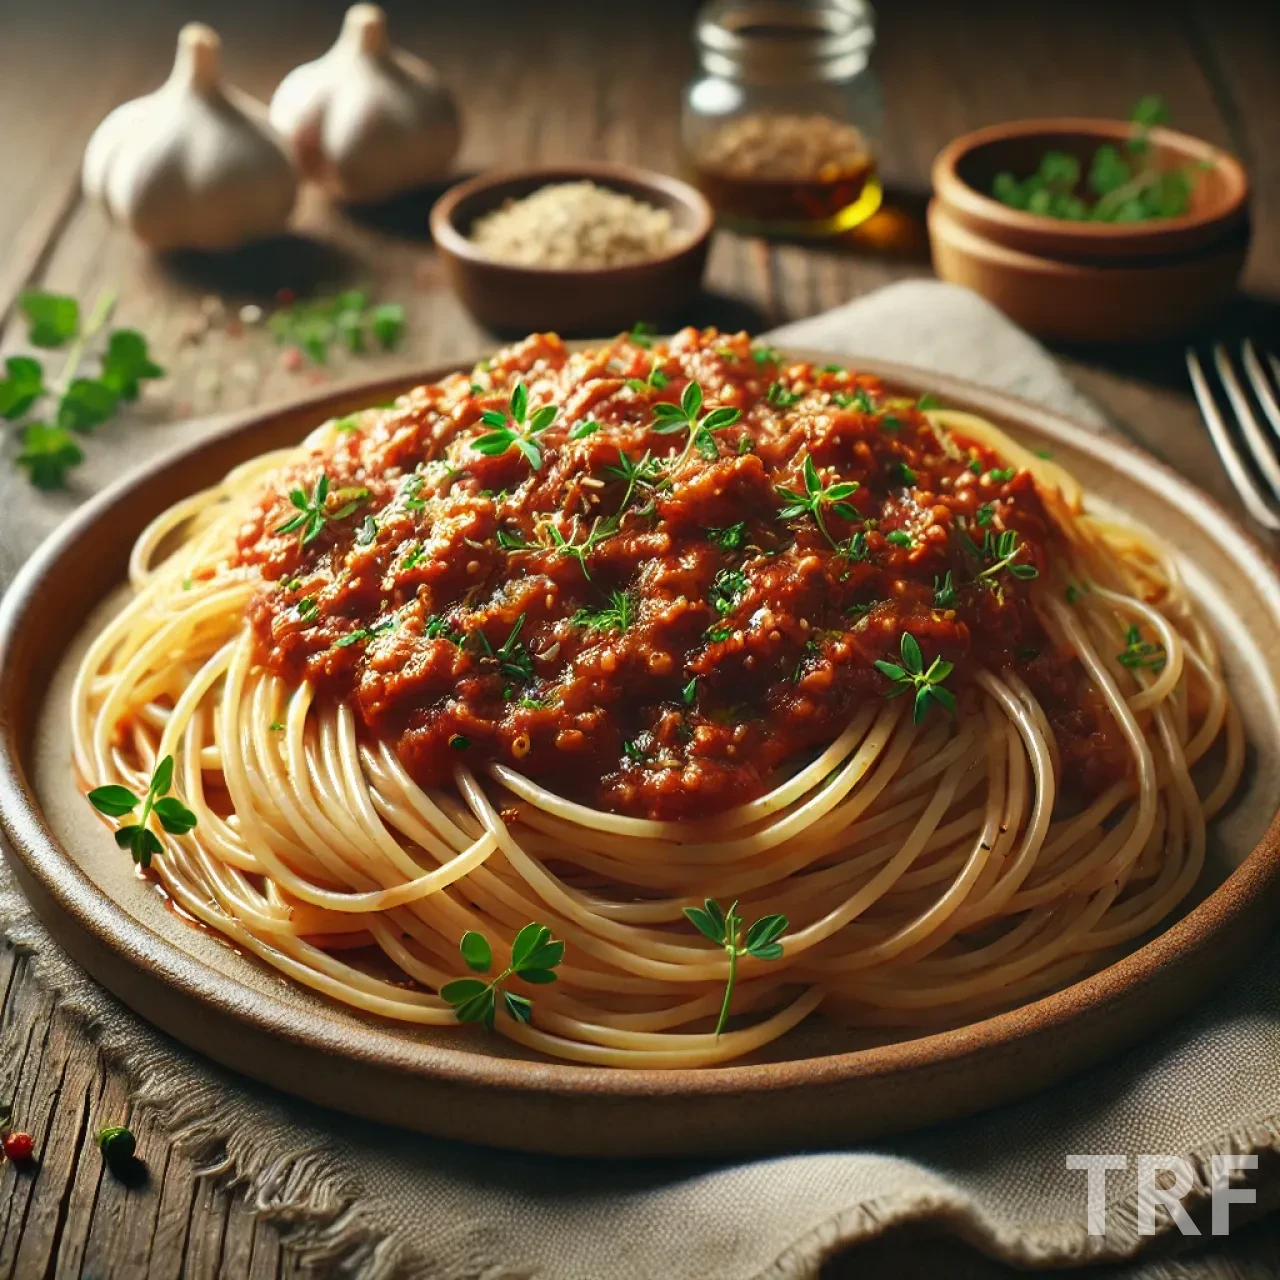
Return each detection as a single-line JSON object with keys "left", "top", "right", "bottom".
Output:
{"left": 1, "top": 328, "right": 1278, "bottom": 1157}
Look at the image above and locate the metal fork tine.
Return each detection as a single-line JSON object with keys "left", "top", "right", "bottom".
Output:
{"left": 1213, "top": 343, "right": 1280, "bottom": 497}
{"left": 1242, "top": 340, "right": 1280, "bottom": 441}
{"left": 1185, "top": 347, "right": 1280, "bottom": 532}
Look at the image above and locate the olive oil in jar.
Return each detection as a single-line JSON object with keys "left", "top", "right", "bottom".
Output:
{"left": 683, "top": 0, "right": 883, "bottom": 236}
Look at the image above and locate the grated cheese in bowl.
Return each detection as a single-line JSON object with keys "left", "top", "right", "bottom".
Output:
{"left": 467, "top": 181, "right": 675, "bottom": 269}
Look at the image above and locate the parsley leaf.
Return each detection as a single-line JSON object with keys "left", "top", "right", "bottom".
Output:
{"left": 17, "top": 423, "right": 83, "bottom": 489}
{"left": 99, "top": 330, "right": 164, "bottom": 400}
{"left": 0, "top": 357, "right": 45, "bottom": 420}
{"left": 19, "top": 290, "right": 79, "bottom": 348}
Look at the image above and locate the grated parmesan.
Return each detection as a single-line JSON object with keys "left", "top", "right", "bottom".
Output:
{"left": 468, "top": 181, "right": 674, "bottom": 269}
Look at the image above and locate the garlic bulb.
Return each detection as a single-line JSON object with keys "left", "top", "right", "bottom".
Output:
{"left": 83, "top": 24, "right": 298, "bottom": 252}
{"left": 270, "top": 4, "right": 460, "bottom": 204}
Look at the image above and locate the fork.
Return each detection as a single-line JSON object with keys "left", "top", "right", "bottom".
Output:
{"left": 1186, "top": 341, "right": 1280, "bottom": 533}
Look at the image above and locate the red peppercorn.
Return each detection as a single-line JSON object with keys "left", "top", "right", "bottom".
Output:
{"left": 2, "top": 1131, "right": 34, "bottom": 1162}
{"left": 274, "top": 286, "right": 295, "bottom": 306}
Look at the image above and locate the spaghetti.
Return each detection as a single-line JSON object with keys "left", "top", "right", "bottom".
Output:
{"left": 72, "top": 329, "right": 1243, "bottom": 1067}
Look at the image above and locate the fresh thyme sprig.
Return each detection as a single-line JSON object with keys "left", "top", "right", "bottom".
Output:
{"left": 474, "top": 380, "right": 557, "bottom": 470}
{"left": 683, "top": 898, "right": 789, "bottom": 1037}
{"left": 544, "top": 517, "right": 613, "bottom": 581}
{"left": 976, "top": 528, "right": 1039, "bottom": 583}
{"left": 604, "top": 449, "right": 664, "bottom": 513}
{"left": 274, "top": 474, "right": 367, "bottom": 547}
{"left": 874, "top": 632, "right": 956, "bottom": 724}
{"left": 709, "top": 567, "right": 749, "bottom": 617}
{"left": 476, "top": 614, "right": 535, "bottom": 690}
{"left": 87, "top": 755, "right": 196, "bottom": 869}
{"left": 1117, "top": 622, "right": 1166, "bottom": 672}
{"left": 573, "top": 589, "right": 636, "bottom": 634}
{"left": 626, "top": 360, "right": 669, "bottom": 394}
{"left": 651, "top": 381, "right": 742, "bottom": 465}
{"left": 706, "top": 522, "right": 747, "bottom": 550}
{"left": 440, "top": 923, "right": 565, "bottom": 1028}
{"left": 774, "top": 455, "right": 860, "bottom": 550}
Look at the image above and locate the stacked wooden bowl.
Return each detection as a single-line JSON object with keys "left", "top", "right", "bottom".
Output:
{"left": 928, "top": 119, "right": 1250, "bottom": 344}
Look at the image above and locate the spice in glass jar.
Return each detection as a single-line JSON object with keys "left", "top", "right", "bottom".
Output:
{"left": 683, "top": 0, "right": 883, "bottom": 236}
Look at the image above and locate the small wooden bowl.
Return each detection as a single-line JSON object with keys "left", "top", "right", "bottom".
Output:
{"left": 928, "top": 118, "right": 1251, "bottom": 343}
{"left": 430, "top": 164, "right": 713, "bottom": 336}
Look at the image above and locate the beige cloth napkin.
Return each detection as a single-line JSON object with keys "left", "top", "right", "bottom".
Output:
{"left": 3, "top": 280, "right": 1278, "bottom": 1278}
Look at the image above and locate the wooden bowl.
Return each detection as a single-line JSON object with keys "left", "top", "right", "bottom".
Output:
{"left": 429, "top": 163, "right": 713, "bottom": 335}
{"left": 3, "top": 356, "right": 1280, "bottom": 1157}
{"left": 928, "top": 118, "right": 1251, "bottom": 342}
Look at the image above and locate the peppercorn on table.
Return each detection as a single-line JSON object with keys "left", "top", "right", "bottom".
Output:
{"left": 1, "top": 0, "right": 1278, "bottom": 1275}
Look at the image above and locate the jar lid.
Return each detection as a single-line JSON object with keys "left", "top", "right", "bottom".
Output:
{"left": 694, "top": 0, "right": 876, "bottom": 85}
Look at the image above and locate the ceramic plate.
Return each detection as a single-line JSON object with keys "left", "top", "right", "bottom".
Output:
{"left": 2, "top": 355, "right": 1278, "bottom": 1157}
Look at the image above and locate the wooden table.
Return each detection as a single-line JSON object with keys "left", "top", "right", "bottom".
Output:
{"left": 1, "top": 0, "right": 1277, "bottom": 1275}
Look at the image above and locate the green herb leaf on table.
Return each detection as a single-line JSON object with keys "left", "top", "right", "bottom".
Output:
{"left": 17, "top": 424, "right": 83, "bottom": 490}
{"left": 19, "top": 290, "right": 79, "bottom": 348}
{"left": 99, "top": 330, "right": 164, "bottom": 400}
{"left": 57, "top": 378, "right": 120, "bottom": 432}
{"left": 0, "top": 357, "right": 46, "bottom": 420}
{"left": 682, "top": 898, "right": 789, "bottom": 1037}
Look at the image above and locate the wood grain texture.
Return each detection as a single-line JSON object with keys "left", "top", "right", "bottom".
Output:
{"left": 0, "top": 0, "right": 1277, "bottom": 1273}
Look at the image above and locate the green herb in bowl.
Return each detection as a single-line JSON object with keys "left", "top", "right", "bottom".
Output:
{"left": 991, "top": 96, "right": 1200, "bottom": 223}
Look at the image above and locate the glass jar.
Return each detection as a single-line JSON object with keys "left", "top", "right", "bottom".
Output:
{"left": 682, "top": 0, "right": 883, "bottom": 236}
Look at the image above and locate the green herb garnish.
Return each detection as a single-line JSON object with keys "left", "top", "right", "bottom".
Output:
{"left": 441, "top": 923, "right": 565, "bottom": 1028}
{"left": 275, "top": 474, "right": 364, "bottom": 547}
{"left": 651, "top": 380, "right": 742, "bottom": 466}
{"left": 474, "top": 380, "right": 557, "bottom": 470}
{"left": 975, "top": 503, "right": 995, "bottom": 527}
{"left": 977, "top": 529, "right": 1039, "bottom": 583}
{"left": 832, "top": 387, "right": 874, "bottom": 412}
{"left": 775, "top": 455, "right": 859, "bottom": 550}
{"left": 574, "top": 590, "right": 635, "bottom": 634}
{"left": 709, "top": 568, "right": 749, "bottom": 617}
{"left": 681, "top": 677, "right": 698, "bottom": 705}
{"left": 1117, "top": 623, "right": 1166, "bottom": 672}
{"left": 886, "top": 530, "right": 913, "bottom": 548}
{"left": 874, "top": 632, "right": 956, "bottom": 724}
{"left": 766, "top": 380, "right": 802, "bottom": 408}
{"left": 87, "top": 755, "right": 196, "bottom": 869}
{"left": 683, "top": 899, "right": 788, "bottom": 1037}
{"left": 707, "top": 522, "right": 747, "bottom": 550}
{"left": 628, "top": 321, "right": 657, "bottom": 349}
{"left": 477, "top": 614, "right": 535, "bottom": 689}
{"left": 933, "top": 572, "right": 956, "bottom": 608}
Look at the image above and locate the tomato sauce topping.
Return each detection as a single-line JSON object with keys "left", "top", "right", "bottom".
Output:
{"left": 233, "top": 328, "right": 1127, "bottom": 819}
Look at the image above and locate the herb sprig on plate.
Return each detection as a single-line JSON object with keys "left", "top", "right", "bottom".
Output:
{"left": 441, "top": 923, "right": 565, "bottom": 1028}
{"left": 87, "top": 755, "right": 197, "bottom": 869}
{"left": 683, "top": 898, "right": 789, "bottom": 1037}
{"left": 774, "top": 455, "right": 860, "bottom": 550}
{"left": 651, "top": 381, "right": 742, "bottom": 465}
{"left": 874, "top": 632, "right": 957, "bottom": 724}
{"left": 474, "top": 380, "right": 558, "bottom": 470}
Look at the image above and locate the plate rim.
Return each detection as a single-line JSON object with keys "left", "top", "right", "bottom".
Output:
{"left": 3, "top": 351, "right": 1279, "bottom": 1116}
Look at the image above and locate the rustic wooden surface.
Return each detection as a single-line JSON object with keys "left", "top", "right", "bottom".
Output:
{"left": 1, "top": 0, "right": 1278, "bottom": 1275}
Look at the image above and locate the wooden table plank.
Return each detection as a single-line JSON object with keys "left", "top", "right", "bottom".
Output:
{"left": 1, "top": 1, "right": 1278, "bottom": 1276}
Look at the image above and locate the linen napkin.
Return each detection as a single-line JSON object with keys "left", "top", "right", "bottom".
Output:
{"left": 4, "top": 279, "right": 1279, "bottom": 1279}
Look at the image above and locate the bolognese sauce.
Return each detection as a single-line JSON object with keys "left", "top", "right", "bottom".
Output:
{"left": 233, "top": 328, "right": 1126, "bottom": 819}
